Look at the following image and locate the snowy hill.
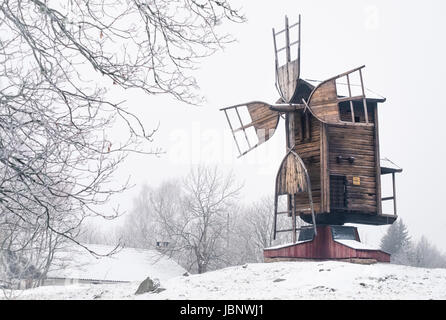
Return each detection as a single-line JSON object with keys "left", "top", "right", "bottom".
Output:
{"left": 10, "top": 261, "right": 446, "bottom": 300}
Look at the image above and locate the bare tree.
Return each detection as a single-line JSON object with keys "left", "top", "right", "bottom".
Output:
{"left": 244, "top": 196, "right": 275, "bottom": 252}
{"left": 0, "top": 211, "right": 66, "bottom": 295}
{"left": 119, "top": 177, "right": 249, "bottom": 269}
{"left": 0, "top": 0, "right": 244, "bottom": 288}
{"left": 230, "top": 196, "right": 276, "bottom": 263}
{"left": 151, "top": 166, "right": 241, "bottom": 273}
{"left": 228, "top": 196, "right": 298, "bottom": 264}
{"left": 119, "top": 184, "right": 296, "bottom": 270}
{"left": 117, "top": 181, "right": 180, "bottom": 249}
{"left": 412, "top": 236, "right": 446, "bottom": 269}
{"left": 75, "top": 220, "right": 119, "bottom": 246}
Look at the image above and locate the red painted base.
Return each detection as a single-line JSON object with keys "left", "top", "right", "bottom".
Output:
{"left": 264, "top": 225, "right": 390, "bottom": 263}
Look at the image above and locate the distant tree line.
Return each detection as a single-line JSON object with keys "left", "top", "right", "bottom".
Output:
{"left": 380, "top": 219, "right": 446, "bottom": 268}
{"left": 78, "top": 165, "right": 292, "bottom": 274}
{"left": 79, "top": 168, "right": 446, "bottom": 274}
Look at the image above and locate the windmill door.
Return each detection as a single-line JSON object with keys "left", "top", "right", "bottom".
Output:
{"left": 330, "top": 175, "right": 347, "bottom": 210}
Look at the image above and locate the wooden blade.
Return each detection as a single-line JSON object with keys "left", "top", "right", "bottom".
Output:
{"left": 220, "top": 101, "right": 280, "bottom": 157}
{"left": 305, "top": 66, "right": 369, "bottom": 125}
{"left": 307, "top": 79, "right": 339, "bottom": 123}
{"left": 277, "top": 60, "right": 300, "bottom": 103}
{"left": 275, "top": 151, "right": 309, "bottom": 196}
{"left": 245, "top": 102, "right": 280, "bottom": 142}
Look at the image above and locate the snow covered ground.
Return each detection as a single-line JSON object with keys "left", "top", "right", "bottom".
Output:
{"left": 47, "top": 244, "right": 186, "bottom": 282}
{"left": 6, "top": 261, "right": 446, "bottom": 300}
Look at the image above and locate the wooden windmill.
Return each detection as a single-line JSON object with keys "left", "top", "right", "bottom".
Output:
{"left": 221, "top": 16, "right": 402, "bottom": 263}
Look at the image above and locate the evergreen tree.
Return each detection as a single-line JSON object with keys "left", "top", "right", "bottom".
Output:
{"left": 380, "top": 219, "right": 411, "bottom": 255}
{"left": 380, "top": 220, "right": 446, "bottom": 268}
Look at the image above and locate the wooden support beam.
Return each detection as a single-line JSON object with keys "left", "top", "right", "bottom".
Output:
{"left": 269, "top": 104, "right": 305, "bottom": 112}
{"left": 320, "top": 123, "right": 330, "bottom": 213}
{"left": 337, "top": 95, "right": 365, "bottom": 103}
{"left": 272, "top": 28, "right": 279, "bottom": 71}
{"left": 237, "top": 144, "right": 260, "bottom": 158}
{"left": 305, "top": 112, "right": 311, "bottom": 141}
{"left": 359, "top": 68, "right": 369, "bottom": 124}
{"left": 223, "top": 110, "right": 242, "bottom": 156}
{"left": 273, "top": 185, "right": 278, "bottom": 240}
{"left": 292, "top": 194, "right": 297, "bottom": 243}
{"left": 346, "top": 74, "right": 355, "bottom": 123}
{"left": 392, "top": 172, "right": 397, "bottom": 216}
{"left": 285, "top": 112, "right": 293, "bottom": 226}
{"left": 274, "top": 21, "right": 299, "bottom": 36}
{"left": 297, "top": 14, "right": 301, "bottom": 68}
{"left": 234, "top": 107, "right": 251, "bottom": 149}
{"left": 374, "top": 104, "right": 382, "bottom": 215}
{"left": 285, "top": 16, "right": 291, "bottom": 63}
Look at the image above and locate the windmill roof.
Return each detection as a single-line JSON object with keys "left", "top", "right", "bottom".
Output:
{"left": 47, "top": 244, "right": 186, "bottom": 283}
{"left": 380, "top": 158, "right": 403, "bottom": 174}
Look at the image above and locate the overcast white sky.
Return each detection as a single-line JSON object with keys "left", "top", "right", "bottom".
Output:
{"left": 100, "top": 0, "right": 446, "bottom": 251}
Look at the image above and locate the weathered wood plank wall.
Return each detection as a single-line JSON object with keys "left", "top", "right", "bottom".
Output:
{"left": 327, "top": 103, "right": 378, "bottom": 213}
{"left": 292, "top": 112, "right": 322, "bottom": 213}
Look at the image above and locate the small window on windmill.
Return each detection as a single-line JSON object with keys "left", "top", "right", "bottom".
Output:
{"left": 339, "top": 101, "right": 371, "bottom": 123}
{"left": 293, "top": 112, "right": 310, "bottom": 143}
{"left": 336, "top": 70, "right": 369, "bottom": 124}
{"left": 331, "top": 226, "right": 356, "bottom": 241}
{"left": 300, "top": 112, "right": 311, "bottom": 141}
{"left": 298, "top": 227, "right": 315, "bottom": 242}
{"left": 339, "top": 101, "right": 353, "bottom": 122}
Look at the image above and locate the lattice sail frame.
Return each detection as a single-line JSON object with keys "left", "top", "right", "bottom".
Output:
{"left": 303, "top": 65, "right": 371, "bottom": 125}
{"left": 273, "top": 15, "right": 301, "bottom": 103}
{"left": 220, "top": 102, "right": 280, "bottom": 158}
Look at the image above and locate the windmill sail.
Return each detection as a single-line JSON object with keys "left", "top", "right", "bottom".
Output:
{"left": 304, "top": 66, "right": 370, "bottom": 125}
{"left": 220, "top": 102, "right": 280, "bottom": 157}
{"left": 273, "top": 150, "right": 317, "bottom": 240}
{"left": 276, "top": 151, "right": 309, "bottom": 195}
{"left": 273, "top": 15, "right": 301, "bottom": 103}
{"left": 277, "top": 62, "right": 300, "bottom": 103}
